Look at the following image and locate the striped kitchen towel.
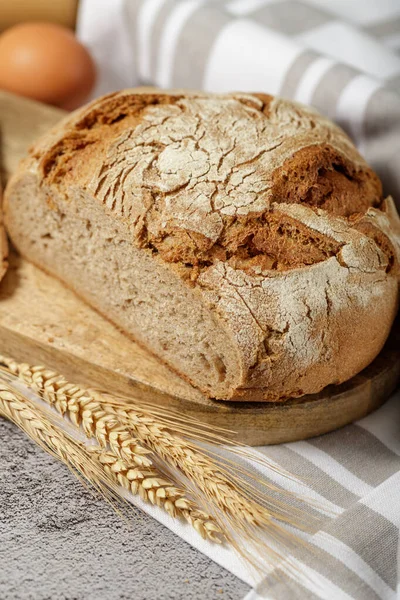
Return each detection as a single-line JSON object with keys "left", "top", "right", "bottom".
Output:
{"left": 76, "top": 1, "right": 400, "bottom": 598}
{"left": 247, "top": 390, "right": 400, "bottom": 599}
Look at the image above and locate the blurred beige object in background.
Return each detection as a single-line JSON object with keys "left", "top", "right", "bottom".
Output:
{"left": 0, "top": 0, "right": 78, "bottom": 31}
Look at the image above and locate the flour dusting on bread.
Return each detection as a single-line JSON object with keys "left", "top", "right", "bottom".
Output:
{"left": 4, "top": 90, "right": 399, "bottom": 401}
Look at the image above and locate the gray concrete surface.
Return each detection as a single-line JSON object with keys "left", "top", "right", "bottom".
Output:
{"left": 0, "top": 418, "right": 250, "bottom": 600}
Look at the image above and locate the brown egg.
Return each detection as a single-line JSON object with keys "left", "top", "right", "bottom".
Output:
{"left": 0, "top": 22, "right": 96, "bottom": 110}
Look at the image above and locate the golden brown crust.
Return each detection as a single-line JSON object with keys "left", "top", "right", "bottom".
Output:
{"left": 270, "top": 144, "right": 382, "bottom": 216}
{"left": 33, "top": 91, "right": 383, "bottom": 277}
{"left": 152, "top": 210, "right": 342, "bottom": 275}
{"left": 4, "top": 89, "right": 400, "bottom": 402}
{"left": 197, "top": 202, "right": 399, "bottom": 401}
{"left": 350, "top": 215, "right": 398, "bottom": 275}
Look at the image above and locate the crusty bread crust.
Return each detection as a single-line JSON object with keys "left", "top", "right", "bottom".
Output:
{"left": 4, "top": 90, "right": 400, "bottom": 401}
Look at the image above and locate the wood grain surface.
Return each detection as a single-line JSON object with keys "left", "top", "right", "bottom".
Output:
{"left": 0, "top": 89, "right": 399, "bottom": 445}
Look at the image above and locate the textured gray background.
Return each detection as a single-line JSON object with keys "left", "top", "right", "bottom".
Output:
{"left": 0, "top": 418, "right": 250, "bottom": 600}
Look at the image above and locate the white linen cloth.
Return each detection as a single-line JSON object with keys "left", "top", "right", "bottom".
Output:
{"left": 77, "top": 2, "right": 400, "bottom": 598}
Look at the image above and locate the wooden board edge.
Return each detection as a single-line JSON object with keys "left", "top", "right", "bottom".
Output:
{"left": 1, "top": 319, "right": 399, "bottom": 445}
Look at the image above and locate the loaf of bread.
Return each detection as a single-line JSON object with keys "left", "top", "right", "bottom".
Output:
{"left": 0, "top": 191, "right": 8, "bottom": 282}
{"left": 4, "top": 90, "right": 400, "bottom": 401}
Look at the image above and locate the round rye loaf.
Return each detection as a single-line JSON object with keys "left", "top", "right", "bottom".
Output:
{"left": 4, "top": 90, "right": 400, "bottom": 400}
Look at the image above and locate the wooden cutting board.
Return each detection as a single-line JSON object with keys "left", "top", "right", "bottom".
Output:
{"left": 1, "top": 90, "right": 399, "bottom": 445}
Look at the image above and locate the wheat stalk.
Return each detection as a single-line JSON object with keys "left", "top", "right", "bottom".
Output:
{"left": 0, "top": 356, "right": 307, "bottom": 569}
{"left": 0, "top": 377, "right": 221, "bottom": 541}
{"left": 2, "top": 359, "right": 271, "bottom": 520}
{"left": 0, "top": 381, "right": 119, "bottom": 500}
{"left": 0, "top": 370, "right": 313, "bottom": 583}
{"left": 0, "top": 357, "right": 223, "bottom": 542}
{"left": 0, "top": 356, "right": 319, "bottom": 577}
{"left": 94, "top": 449, "right": 221, "bottom": 540}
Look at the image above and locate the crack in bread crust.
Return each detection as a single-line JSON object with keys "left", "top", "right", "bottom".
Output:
{"left": 36, "top": 91, "right": 383, "bottom": 276}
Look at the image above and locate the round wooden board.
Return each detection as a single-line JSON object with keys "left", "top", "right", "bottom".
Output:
{"left": 0, "top": 254, "right": 399, "bottom": 446}
{"left": 0, "top": 90, "right": 399, "bottom": 446}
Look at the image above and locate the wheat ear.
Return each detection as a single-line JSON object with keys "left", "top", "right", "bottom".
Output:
{"left": 2, "top": 359, "right": 270, "bottom": 520}
{"left": 0, "top": 381, "right": 121, "bottom": 500}
{"left": 94, "top": 450, "right": 221, "bottom": 541}
{"left": 0, "top": 357, "right": 300, "bottom": 564}
{"left": 0, "top": 358, "right": 223, "bottom": 542}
